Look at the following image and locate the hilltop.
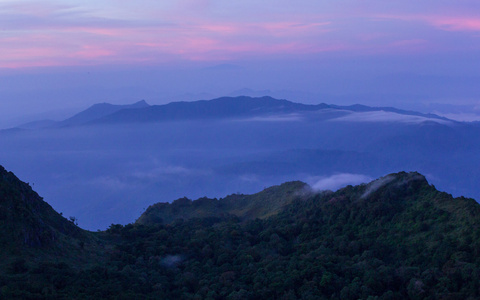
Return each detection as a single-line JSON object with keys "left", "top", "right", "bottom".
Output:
{"left": 136, "top": 181, "right": 308, "bottom": 225}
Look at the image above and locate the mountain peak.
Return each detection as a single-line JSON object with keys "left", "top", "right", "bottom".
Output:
{"left": 358, "top": 171, "right": 429, "bottom": 200}
{"left": 131, "top": 99, "right": 150, "bottom": 108}
{"left": 59, "top": 100, "right": 151, "bottom": 127}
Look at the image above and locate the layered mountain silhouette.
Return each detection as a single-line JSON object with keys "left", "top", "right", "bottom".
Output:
{"left": 11, "top": 96, "right": 451, "bottom": 129}
{"left": 84, "top": 96, "right": 452, "bottom": 124}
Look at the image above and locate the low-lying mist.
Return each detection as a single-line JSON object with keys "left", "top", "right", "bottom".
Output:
{"left": 2, "top": 114, "right": 479, "bottom": 230}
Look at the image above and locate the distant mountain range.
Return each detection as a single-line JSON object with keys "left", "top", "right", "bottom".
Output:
{"left": 2, "top": 166, "right": 480, "bottom": 298}
{"left": 12, "top": 96, "right": 452, "bottom": 129}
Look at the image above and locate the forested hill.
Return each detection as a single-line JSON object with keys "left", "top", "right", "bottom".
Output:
{"left": 0, "top": 166, "right": 104, "bottom": 270}
{"left": 2, "top": 167, "right": 480, "bottom": 298}
{"left": 136, "top": 180, "right": 308, "bottom": 225}
{"left": 0, "top": 165, "right": 84, "bottom": 250}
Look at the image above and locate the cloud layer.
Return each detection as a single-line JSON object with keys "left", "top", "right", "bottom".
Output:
{"left": 1, "top": 0, "right": 480, "bottom": 68}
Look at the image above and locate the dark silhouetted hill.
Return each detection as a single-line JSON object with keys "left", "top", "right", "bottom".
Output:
{"left": 0, "top": 166, "right": 104, "bottom": 272}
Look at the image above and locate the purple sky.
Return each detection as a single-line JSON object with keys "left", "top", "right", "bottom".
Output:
{"left": 1, "top": 0, "right": 480, "bottom": 126}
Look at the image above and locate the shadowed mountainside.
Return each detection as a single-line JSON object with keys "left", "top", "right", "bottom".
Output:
{"left": 0, "top": 166, "right": 104, "bottom": 269}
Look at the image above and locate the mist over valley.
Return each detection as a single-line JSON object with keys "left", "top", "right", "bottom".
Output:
{"left": 1, "top": 96, "right": 479, "bottom": 230}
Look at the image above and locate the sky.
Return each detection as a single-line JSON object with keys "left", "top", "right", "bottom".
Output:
{"left": 2, "top": 0, "right": 480, "bottom": 126}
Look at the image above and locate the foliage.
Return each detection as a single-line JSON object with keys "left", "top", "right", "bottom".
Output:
{"left": 1, "top": 168, "right": 480, "bottom": 299}
{"left": 136, "top": 181, "right": 308, "bottom": 225}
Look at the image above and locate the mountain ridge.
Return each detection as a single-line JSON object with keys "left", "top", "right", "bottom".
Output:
{"left": 6, "top": 96, "right": 455, "bottom": 131}
{"left": 58, "top": 99, "right": 150, "bottom": 127}
{"left": 91, "top": 96, "right": 452, "bottom": 125}
{"left": 136, "top": 181, "right": 308, "bottom": 225}
{"left": 13, "top": 100, "right": 150, "bottom": 129}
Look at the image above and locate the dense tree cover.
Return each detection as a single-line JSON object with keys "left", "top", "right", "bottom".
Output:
{"left": 1, "top": 169, "right": 480, "bottom": 299}
{"left": 0, "top": 166, "right": 103, "bottom": 272}
{"left": 137, "top": 181, "right": 307, "bottom": 225}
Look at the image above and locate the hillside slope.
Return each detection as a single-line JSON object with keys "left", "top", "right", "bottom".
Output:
{"left": 0, "top": 166, "right": 104, "bottom": 271}
{"left": 136, "top": 181, "right": 308, "bottom": 225}
{"left": 59, "top": 99, "right": 149, "bottom": 127}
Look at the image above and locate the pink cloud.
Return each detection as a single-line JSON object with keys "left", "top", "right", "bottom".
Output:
{"left": 390, "top": 39, "right": 428, "bottom": 47}
{"left": 261, "top": 21, "right": 332, "bottom": 34}
{"left": 0, "top": 3, "right": 340, "bottom": 69}
{"left": 71, "top": 46, "right": 115, "bottom": 59}
{"left": 198, "top": 24, "right": 241, "bottom": 34}
{"left": 5, "top": 7, "right": 477, "bottom": 69}
{"left": 64, "top": 27, "right": 123, "bottom": 36}
{"left": 428, "top": 17, "right": 480, "bottom": 32}
{"left": 386, "top": 39, "right": 429, "bottom": 53}
{"left": 378, "top": 14, "right": 480, "bottom": 32}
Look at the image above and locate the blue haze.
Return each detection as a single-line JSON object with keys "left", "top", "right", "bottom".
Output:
{"left": 1, "top": 97, "right": 479, "bottom": 230}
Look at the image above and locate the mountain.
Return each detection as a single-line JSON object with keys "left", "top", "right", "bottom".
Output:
{"left": 12, "top": 100, "right": 150, "bottom": 130}
{"left": 90, "top": 96, "right": 449, "bottom": 124}
{"left": 58, "top": 99, "right": 150, "bottom": 127}
{"left": 136, "top": 181, "right": 308, "bottom": 225}
{"left": 0, "top": 166, "right": 102, "bottom": 271}
{"left": 6, "top": 96, "right": 453, "bottom": 130}
{"left": 2, "top": 166, "right": 480, "bottom": 298}
{"left": 91, "top": 96, "right": 323, "bottom": 124}
{"left": 118, "top": 172, "right": 480, "bottom": 299}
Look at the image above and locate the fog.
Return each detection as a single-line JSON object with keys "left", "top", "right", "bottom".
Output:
{"left": 2, "top": 109, "right": 480, "bottom": 230}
